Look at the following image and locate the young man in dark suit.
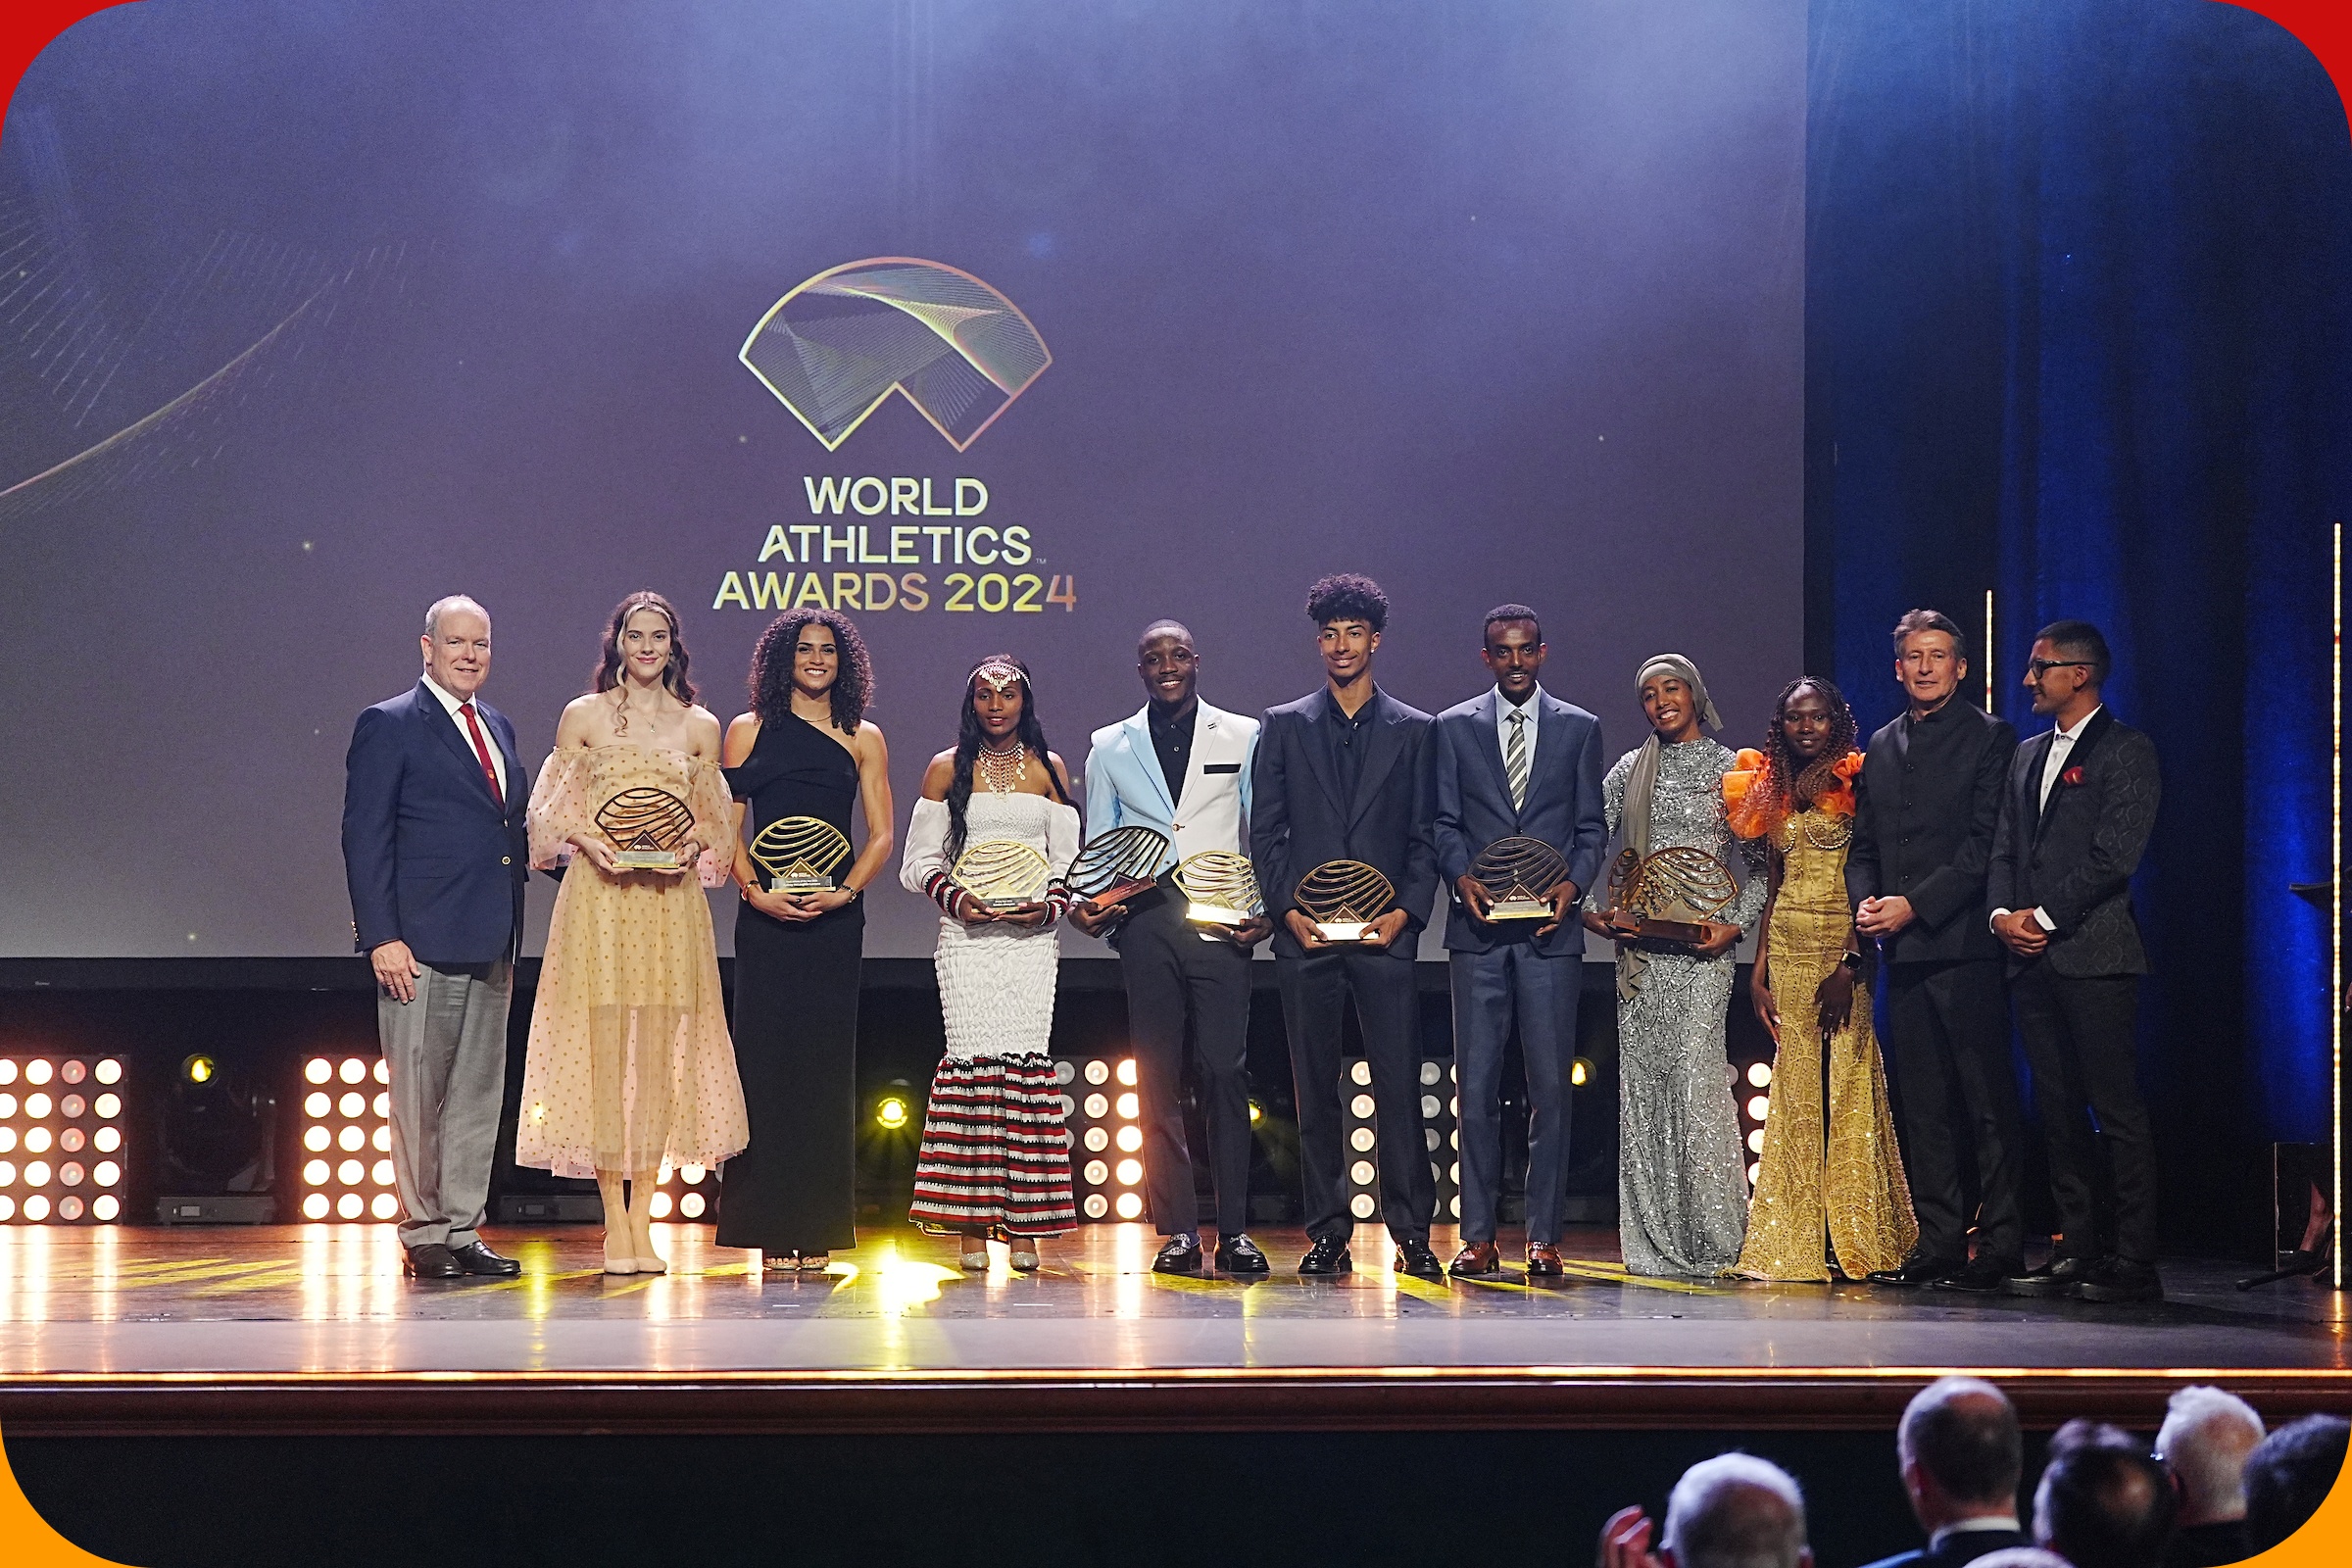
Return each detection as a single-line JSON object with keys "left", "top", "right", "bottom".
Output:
{"left": 1430, "top": 605, "right": 1606, "bottom": 1280}
{"left": 1250, "top": 574, "right": 1443, "bottom": 1279}
{"left": 1849, "top": 610, "right": 2026, "bottom": 1294}
{"left": 1858, "top": 1378, "right": 2028, "bottom": 1568}
{"left": 1986, "top": 619, "right": 2163, "bottom": 1303}
{"left": 341, "top": 595, "right": 530, "bottom": 1281}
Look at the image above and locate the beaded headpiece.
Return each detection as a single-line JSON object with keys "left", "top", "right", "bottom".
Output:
{"left": 971, "top": 661, "right": 1028, "bottom": 697}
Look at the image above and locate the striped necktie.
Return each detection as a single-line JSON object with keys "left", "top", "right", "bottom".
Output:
{"left": 1504, "top": 709, "right": 1529, "bottom": 810}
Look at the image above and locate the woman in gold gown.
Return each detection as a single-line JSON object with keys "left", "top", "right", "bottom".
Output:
{"left": 1725, "top": 678, "right": 1917, "bottom": 1282}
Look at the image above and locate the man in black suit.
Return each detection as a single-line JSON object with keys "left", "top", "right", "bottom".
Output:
{"left": 1859, "top": 1377, "right": 2028, "bottom": 1568}
{"left": 1987, "top": 619, "right": 2164, "bottom": 1303}
{"left": 1849, "top": 610, "right": 2026, "bottom": 1294}
{"left": 1251, "top": 573, "right": 1443, "bottom": 1280}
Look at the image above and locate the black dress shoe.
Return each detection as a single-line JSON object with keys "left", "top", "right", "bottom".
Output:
{"left": 1395, "top": 1237, "right": 1446, "bottom": 1281}
{"left": 2005, "top": 1254, "right": 2097, "bottom": 1297}
{"left": 1152, "top": 1233, "right": 1203, "bottom": 1275}
{"left": 1864, "top": 1252, "right": 1966, "bottom": 1287}
{"left": 1934, "top": 1255, "right": 2025, "bottom": 1295}
{"left": 402, "top": 1243, "right": 464, "bottom": 1280}
{"left": 1214, "top": 1233, "right": 1271, "bottom": 1274}
{"left": 450, "top": 1241, "right": 521, "bottom": 1277}
{"left": 2073, "top": 1257, "right": 2164, "bottom": 1304}
{"left": 1298, "top": 1233, "right": 1353, "bottom": 1275}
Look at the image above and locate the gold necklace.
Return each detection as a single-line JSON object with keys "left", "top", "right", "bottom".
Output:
{"left": 978, "top": 740, "right": 1027, "bottom": 795}
{"left": 1798, "top": 808, "right": 1852, "bottom": 851}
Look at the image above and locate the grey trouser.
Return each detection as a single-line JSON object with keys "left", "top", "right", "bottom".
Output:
{"left": 377, "top": 958, "right": 512, "bottom": 1250}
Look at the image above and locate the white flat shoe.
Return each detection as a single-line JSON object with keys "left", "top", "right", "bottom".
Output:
{"left": 634, "top": 1254, "right": 668, "bottom": 1275}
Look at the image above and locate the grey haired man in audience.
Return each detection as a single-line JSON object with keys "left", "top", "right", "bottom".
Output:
{"left": 2153, "top": 1386, "right": 2264, "bottom": 1568}
{"left": 1599, "top": 1452, "right": 1811, "bottom": 1568}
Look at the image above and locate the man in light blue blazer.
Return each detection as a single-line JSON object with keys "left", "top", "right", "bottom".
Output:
{"left": 1431, "top": 604, "right": 1606, "bottom": 1279}
{"left": 1072, "top": 620, "right": 1272, "bottom": 1276}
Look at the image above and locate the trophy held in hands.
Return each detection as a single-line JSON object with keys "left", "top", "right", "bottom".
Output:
{"left": 749, "top": 816, "right": 853, "bottom": 894}
{"left": 1296, "top": 860, "right": 1396, "bottom": 945}
{"left": 1600, "top": 845, "right": 1738, "bottom": 947}
{"left": 952, "top": 838, "right": 1055, "bottom": 910}
{"left": 1171, "top": 851, "right": 1265, "bottom": 931}
{"left": 1469, "top": 836, "right": 1570, "bottom": 921}
{"left": 596, "top": 787, "right": 696, "bottom": 869}
{"left": 1056, "top": 825, "right": 1172, "bottom": 911}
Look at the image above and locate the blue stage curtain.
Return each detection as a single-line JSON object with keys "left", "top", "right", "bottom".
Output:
{"left": 1807, "top": 0, "right": 2350, "bottom": 1249}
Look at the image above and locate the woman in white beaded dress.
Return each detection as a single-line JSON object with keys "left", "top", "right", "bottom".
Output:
{"left": 1582, "top": 654, "right": 1766, "bottom": 1277}
{"left": 899, "top": 655, "right": 1082, "bottom": 1271}
{"left": 519, "top": 591, "right": 749, "bottom": 1276}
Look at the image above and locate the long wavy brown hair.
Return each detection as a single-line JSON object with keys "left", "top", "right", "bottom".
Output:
{"left": 1745, "top": 677, "right": 1859, "bottom": 825}
{"left": 592, "top": 591, "right": 698, "bottom": 734}
{"left": 748, "top": 608, "right": 872, "bottom": 736}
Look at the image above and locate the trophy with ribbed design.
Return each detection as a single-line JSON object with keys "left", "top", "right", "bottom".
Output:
{"left": 1056, "top": 825, "right": 1171, "bottom": 910}
{"left": 1170, "top": 851, "right": 1265, "bottom": 929}
{"left": 749, "top": 816, "right": 853, "bottom": 894}
{"left": 596, "top": 787, "right": 695, "bottom": 869}
{"left": 1470, "top": 836, "right": 1570, "bottom": 921}
{"left": 952, "top": 839, "right": 1055, "bottom": 910}
{"left": 1602, "top": 846, "right": 1738, "bottom": 945}
{"left": 1295, "top": 860, "right": 1396, "bottom": 944}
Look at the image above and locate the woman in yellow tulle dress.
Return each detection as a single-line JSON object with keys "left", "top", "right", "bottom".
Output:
{"left": 519, "top": 592, "right": 749, "bottom": 1276}
{"left": 1724, "top": 678, "right": 1917, "bottom": 1282}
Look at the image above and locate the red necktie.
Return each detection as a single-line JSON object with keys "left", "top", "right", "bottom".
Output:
{"left": 458, "top": 703, "right": 505, "bottom": 808}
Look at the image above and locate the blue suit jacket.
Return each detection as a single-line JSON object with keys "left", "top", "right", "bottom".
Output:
{"left": 341, "top": 681, "right": 530, "bottom": 966}
{"left": 1432, "top": 689, "right": 1606, "bottom": 956}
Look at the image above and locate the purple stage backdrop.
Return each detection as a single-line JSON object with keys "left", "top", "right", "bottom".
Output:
{"left": 0, "top": 1, "right": 1803, "bottom": 960}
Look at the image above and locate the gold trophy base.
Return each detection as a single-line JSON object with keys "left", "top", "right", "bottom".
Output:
{"left": 613, "top": 850, "right": 683, "bottom": 869}
{"left": 769, "top": 874, "right": 831, "bottom": 894}
{"left": 982, "top": 895, "right": 1034, "bottom": 911}
{"left": 1607, "top": 911, "right": 1712, "bottom": 945}
{"left": 1313, "top": 921, "right": 1372, "bottom": 943}
{"left": 1188, "top": 902, "right": 1247, "bottom": 927}
{"left": 1487, "top": 897, "right": 1552, "bottom": 920}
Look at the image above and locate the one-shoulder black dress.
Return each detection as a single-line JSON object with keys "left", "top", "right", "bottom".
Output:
{"left": 719, "top": 712, "right": 863, "bottom": 1254}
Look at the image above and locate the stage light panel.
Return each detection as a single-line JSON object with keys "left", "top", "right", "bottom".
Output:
{"left": 1114, "top": 1092, "right": 1139, "bottom": 1120}
{"left": 0, "top": 1055, "right": 126, "bottom": 1225}
{"left": 1114, "top": 1124, "right": 1142, "bottom": 1152}
{"left": 648, "top": 1191, "right": 673, "bottom": 1219}
{"left": 0, "top": 1096, "right": 12, "bottom": 1118}
{"left": 1082, "top": 1193, "right": 1109, "bottom": 1219}
{"left": 679, "top": 1192, "right": 707, "bottom": 1218}
{"left": 0, "top": 1162, "right": 13, "bottom": 1185}
{"left": 1083, "top": 1158, "right": 1109, "bottom": 1185}
{"left": 335, "top": 1193, "right": 363, "bottom": 1219}
{"left": 1339, "top": 1059, "right": 1460, "bottom": 1227}
{"left": 1115, "top": 1058, "right": 1138, "bottom": 1087}
{"left": 1748, "top": 1129, "right": 1766, "bottom": 1153}
{"left": 1350, "top": 1159, "right": 1376, "bottom": 1186}
{"left": 92, "top": 1195, "right": 119, "bottom": 1221}
{"left": 93, "top": 1126, "right": 120, "bottom": 1153}
{"left": 0, "top": 1197, "right": 13, "bottom": 1221}
{"left": 369, "top": 1193, "right": 399, "bottom": 1220}
{"left": 298, "top": 1055, "right": 392, "bottom": 1222}
{"left": 370, "top": 1125, "right": 390, "bottom": 1152}
{"left": 95, "top": 1059, "right": 122, "bottom": 1086}
{"left": 1063, "top": 1057, "right": 1138, "bottom": 1223}
{"left": 0, "top": 1061, "right": 14, "bottom": 1085}
{"left": 1747, "top": 1161, "right": 1762, "bottom": 1188}
{"left": 24, "top": 1195, "right": 49, "bottom": 1221}
{"left": 1348, "top": 1193, "right": 1377, "bottom": 1219}
{"left": 0, "top": 1130, "right": 15, "bottom": 1154}
{"left": 304, "top": 1126, "right": 330, "bottom": 1152}
{"left": 24, "top": 1095, "right": 50, "bottom": 1121}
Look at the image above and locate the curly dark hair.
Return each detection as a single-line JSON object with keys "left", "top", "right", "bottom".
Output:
{"left": 591, "top": 590, "right": 697, "bottom": 733}
{"left": 748, "top": 608, "right": 872, "bottom": 735}
{"left": 1305, "top": 572, "right": 1389, "bottom": 632}
{"left": 1748, "top": 676, "right": 1860, "bottom": 822}
{"left": 944, "top": 653, "right": 1073, "bottom": 861}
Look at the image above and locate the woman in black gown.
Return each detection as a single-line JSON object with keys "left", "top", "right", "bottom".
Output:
{"left": 719, "top": 609, "right": 894, "bottom": 1270}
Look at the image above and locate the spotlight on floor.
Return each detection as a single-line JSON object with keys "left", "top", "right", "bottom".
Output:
{"left": 875, "top": 1095, "right": 909, "bottom": 1131}
{"left": 158, "top": 1052, "right": 276, "bottom": 1224}
{"left": 1570, "top": 1056, "right": 1592, "bottom": 1089}
{"left": 182, "top": 1054, "right": 215, "bottom": 1085}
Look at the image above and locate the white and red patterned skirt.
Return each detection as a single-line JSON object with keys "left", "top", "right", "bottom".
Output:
{"left": 907, "top": 1053, "right": 1076, "bottom": 1237}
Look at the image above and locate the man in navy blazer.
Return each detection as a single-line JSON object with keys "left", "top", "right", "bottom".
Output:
{"left": 341, "top": 595, "right": 529, "bottom": 1280}
{"left": 1857, "top": 1378, "right": 2029, "bottom": 1568}
{"left": 1250, "top": 574, "right": 1443, "bottom": 1280}
{"left": 1431, "top": 605, "right": 1605, "bottom": 1279}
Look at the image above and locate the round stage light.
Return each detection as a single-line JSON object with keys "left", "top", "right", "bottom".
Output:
{"left": 1746, "top": 1161, "right": 1762, "bottom": 1187}
{"left": 93, "top": 1162, "right": 119, "bottom": 1188}
{"left": 1745, "top": 1095, "right": 1772, "bottom": 1121}
{"left": 180, "top": 1055, "right": 212, "bottom": 1085}
{"left": 23, "top": 1195, "right": 49, "bottom": 1222}
{"left": 1249, "top": 1101, "right": 1263, "bottom": 1124}
{"left": 677, "top": 1163, "right": 705, "bottom": 1184}
{"left": 95, "top": 1059, "right": 122, "bottom": 1086}
{"left": 1054, "top": 1059, "right": 1076, "bottom": 1085}
{"left": 338, "top": 1158, "right": 365, "bottom": 1186}
{"left": 61, "top": 1096, "right": 85, "bottom": 1120}
{"left": 1055, "top": 1093, "right": 1076, "bottom": 1117}
{"left": 305, "top": 1126, "right": 331, "bottom": 1152}
{"left": 305, "top": 1058, "right": 333, "bottom": 1085}
{"left": 1419, "top": 1061, "right": 1441, "bottom": 1087}
{"left": 1349, "top": 1060, "right": 1372, "bottom": 1087}
{"left": 1350, "top": 1159, "right": 1376, "bottom": 1186}
{"left": 339, "top": 1058, "right": 367, "bottom": 1085}
{"left": 372, "top": 1058, "right": 391, "bottom": 1085}
{"left": 1114, "top": 1158, "right": 1143, "bottom": 1187}
{"left": 1114, "top": 1092, "right": 1139, "bottom": 1120}
{"left": 0, "top": 1094, "right": 13, "bottom": 1118}
{"left": 875, "top": 1096, "right": 909, "bottom": 1130}
{"left": 1083, "top": 1159, "right": 1109, "bottom": 1186}
{"left": 58, "top": 1197, "right": 83, "bottom": 1221}
{"left": 25, "top": 1095, "right": 51, "bottom": 1121}
{"left": 371, "top": 1126, "right": 391, "bottom": 1152}
{"left": 0, "top": 1061, "right": 15, "bottom": 1085}
{"left": 0, "top": 1162, "right": 14, "bottom": 1187}
{"left": 92, "top": 1195, "right": 119, "bottom": 1222}
{"left": 90, "top": 1093, "right": 117, "bottom": 1120}
{"left": 1747, "top": 1128, "right": 1766, "bottom": 1153}
{"left": 372, "top": 1160, "right": 394, "bottom": 1187}
{"left": 1084, "top": 1058, "right": 1110, "bottom": 1085}
{"left": 0, "top": 1129, "right": 12, "bottom": 1153}
{"left": 1747, "top": 1060, "right": 1773, "bottom": 1088}
{"left": 304, "top": 1092, "right": 330, "bottom": 1119}
{"left": 369, "top": 1193, "right": 399, "bottom": 1220}
{"left": 1349, "top": 1094, "right": 1375, "bottom": 1119}
{"left": 61, "top": 1060, "right": 85, "bottom": 1085}
{"left": 1571, "top": 1056, "right": 1592, "bottom": 1088}
{"left": 1420, "top": 1095, "right": 1441, "bottom": 1119}
{"left": 303, "top": 1159, "right": 329, "bottom": 1187}
{"left": 648, "top": 1191, "right": 673, "bottom": 1218}
{"left": 338, "top": 1091, "right": 366, "bottom": 1118}
{"left": 0, "top": 1196, "right": 12, "bottom": 1222}
{"left": 1115, "top": 1058, "right": 1138, "bottom": 1087}
{"left": 679, "top": 1192, "right": 707, "bottom": 1218}
{"left": 26, "top": 1060, "right": 54, "bottom": 1086}
{"left": 1449, "top": 1130, "right": 1459, "bottom": 1150}
{"left": 1082, "top": 1193, "right": 1109, "bottom": 1219}
{"left": 301, "top": 1193, "right": 329, "bottom": 1220}
{"left": 372, "top": 1093, "right": 389, "bottom": 1119}
{"left": 24, "top": 1161, "right": 51, "bottom": 1187}
{"left": 59, "top": 1162, "right": 83, "bottom": 1187}
{"left": 1449, "top": 1196, "right": 1462, "bottom": 1218}
{"left": 1424, "top": 1128, "right": 1439, "bottom": 1152}
{"left": 24, "top": 1127, "right": 51, "bottom": 1154}
{"left": 1114, "top": 1125, "right": 1142, "bottom": 1152}
{"left": 1114, "top": 1192, "right": 1144, "bottom": 1219}
{"left": 337, "top": 1125, "right": 365, "bottom": 1152}
{"left": 335, "top": 1193, "right": 363, "bottom": 1219}
{"left": 93, "top": 1126, "right": 120, "bottom": 1153}
{"left": 1348, "top": 1193, "right": 1377, "bottom": 1220}
{"left": 1449, "top": 1162, "right": 1459, "bottom": 1185}
{"left": 1083, "top": 1126, "right": 1109, "bottom": 1152}
{"left": 1083, "top": 1093, "right": 1108, "bottom": 1120}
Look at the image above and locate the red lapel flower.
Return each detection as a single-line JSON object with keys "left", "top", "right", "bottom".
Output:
{"left": 2061, "top": 764, "right": 2085, "bottom": 788}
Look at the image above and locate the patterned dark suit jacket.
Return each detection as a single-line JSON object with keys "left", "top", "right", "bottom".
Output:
{"left": 1985, "top": 708, "right": 2160, "bottom": 977}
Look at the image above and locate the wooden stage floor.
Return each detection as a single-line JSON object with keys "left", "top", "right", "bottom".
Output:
{"left": 1, "top": 1223, "right": 2344, "bottom": 1437}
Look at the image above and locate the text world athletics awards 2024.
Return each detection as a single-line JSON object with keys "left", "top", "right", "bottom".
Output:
{"left": 710, "top": 472, "right": 1074, "bottom": 616}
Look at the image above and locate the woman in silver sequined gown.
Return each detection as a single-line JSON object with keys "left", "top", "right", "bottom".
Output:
{"left": 1585, "top": 658, "right": 1767, "bottom": 1277}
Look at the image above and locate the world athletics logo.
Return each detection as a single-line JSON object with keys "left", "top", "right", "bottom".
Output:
{"left": 739, "top": 258, "right": 1052, "bottom": 452}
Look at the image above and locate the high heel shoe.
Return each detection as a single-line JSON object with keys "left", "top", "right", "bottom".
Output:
{"left": 602, "top": 1235, "right": 637, "bottom": 1276}
{"left": 1008, "top": 1240, "right": 1040, "bottom": 1272}
{"left": 797, "top": 1252, "right": 830, "bottom": 1272}
{"left": 958, "top": 1233, "right": 990, "bottom": 1270}
{"left": 634, "top": 1250, "right": 668, "bottom": 1275}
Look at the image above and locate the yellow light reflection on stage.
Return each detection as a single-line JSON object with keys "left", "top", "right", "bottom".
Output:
{"left": 1110, "top": 1221, "right": 1150, "bottom": 1319}
{"left": 862, "top": 1238, "right": 956, "bottom": 1316}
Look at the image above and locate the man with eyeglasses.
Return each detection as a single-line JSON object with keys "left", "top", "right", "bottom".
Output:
{"left": 1987, "top": 619, "right": 2163, "bottom": 1303}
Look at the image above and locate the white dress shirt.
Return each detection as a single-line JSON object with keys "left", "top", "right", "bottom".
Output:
{"left": 422, "top": 672, "right": 509, "bottom": 799}
{"left": 1495, "top": 684, "right": 1543, "bottom": 779}
{"left": 1992, "top": 705, "right": 2101, "bottom": 933}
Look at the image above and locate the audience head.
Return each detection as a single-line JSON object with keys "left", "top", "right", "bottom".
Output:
{"left": 2033, "top": 1421, "right": 2176, "bottom": 1568}
{"left": 2153, "top": 1386, "right": 2265, "bottom": 1528}
{"left": 1898, "top": 1377, "right": 2024, "bottom": 1530}
{"left": 1661, "top": 1453, "right": 1811, "bottom": 1568}
{"left": 2241, "top": 1413, "right": 2350, "bottom": 1555}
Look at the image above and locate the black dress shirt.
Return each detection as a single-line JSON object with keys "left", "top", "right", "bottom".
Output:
{"left": 1148, "top": 700, "right": 1196, "bottom": 808}
{"left": 1322, "top": 686, "right": 1381, "bottom": 804}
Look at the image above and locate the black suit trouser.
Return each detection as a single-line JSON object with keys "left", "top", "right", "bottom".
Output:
{"left": 2012, "top": 964, "right": 2158, "bottom": 1263}
{"left": 1116, "top": 898, "right": 1254, "bottom": 1236}
{"left": 1277, "top": 949, "right": 1434, "bottom": 1243}
{"left": 1448, "top": 943, "right": 1578, "bottom": 1244}
{"left": 1884, "top": 959, "right": 2025, "bottom": 1262}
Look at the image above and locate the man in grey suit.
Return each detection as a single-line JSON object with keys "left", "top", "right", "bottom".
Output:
{"left": 1987, "top": 619, "right": 2163, "bottom": 1303}
{"left": 1431, "top": 605, "right": 1605, "bottom": 1280}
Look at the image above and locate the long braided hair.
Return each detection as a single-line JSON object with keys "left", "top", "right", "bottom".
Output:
{"left": 944, "top": 654, "right": 1071, "bottom": 861}
{"left": 748, "top": 607, "right": 873, "bottom": 735}
{"left": 1744, "top": 677, "right": 1860, "bottom": 828}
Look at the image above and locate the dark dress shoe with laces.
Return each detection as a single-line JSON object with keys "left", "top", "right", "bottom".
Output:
{"left": 1525, "top": 1242, "right": 1566, "bottom": 1278}
{"left": 1298, "top": 1233, "right": 1353, "bottom": 1276}
{"left": 1865, "top": 1252, "right": 1965, "bottom": 1287}
{"left": 2005, "top": 1254, "right": 2097, "bottom": 1297}
{"left": 1395, "top": 1237, "right": 1446, "bottom": 1281}
{"left": 2073, "top": 1257, "right": 2164, "bottom": 1303}
{"left": 402, "top": 1243, "right": 464, "bottom": 1280}
{"left": 451, "top": 1241, "right": 521, "bottom": 1277}
{"left": 1449, "top": 1241, "right": 1501, "bottom": 1278}
{"left": 1214, "top": 1233, "right": 1270, "bottom": 1274}
{"left": 1935, "top": 1255, "right": 2025, "bottom": 1294}
{"left": 1152, "top": 1233, "right": 1203, "bottom": 1275}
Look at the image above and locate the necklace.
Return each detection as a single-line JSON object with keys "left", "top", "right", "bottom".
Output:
{"left": 1797, "top": 808, "right": 1852, "bottom": 851}
{"left": 977, "top": 739, "right": 1027, "bottom": 795}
